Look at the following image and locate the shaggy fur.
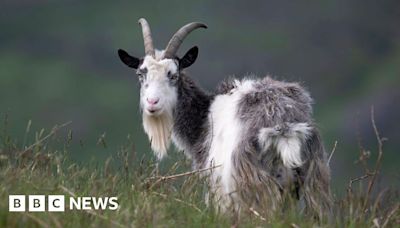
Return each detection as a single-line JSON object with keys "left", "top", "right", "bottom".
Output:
{"left": 170, "top": 75, "right": 332, "bottom": 216}
{"left": 142, "top": 112, "right": 174, "bottom": 159}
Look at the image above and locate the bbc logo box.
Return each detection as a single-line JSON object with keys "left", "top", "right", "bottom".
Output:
{"left": 9, "top": 195, "right": 65, "bottom": 212}
{"left": 8, "top": 195, "right": 25, "bottom": 212}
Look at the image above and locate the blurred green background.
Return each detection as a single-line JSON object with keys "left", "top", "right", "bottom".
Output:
{"left": 1, "top": 0, "right": 399, "bottom": 191}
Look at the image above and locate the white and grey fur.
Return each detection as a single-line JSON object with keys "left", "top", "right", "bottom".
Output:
{"left": 118, "top": 18, "right": 332, "bottom": 217}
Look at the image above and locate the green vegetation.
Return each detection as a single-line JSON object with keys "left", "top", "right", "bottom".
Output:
{"left": 1, "top": 117, "right": 398, "bottom": 227}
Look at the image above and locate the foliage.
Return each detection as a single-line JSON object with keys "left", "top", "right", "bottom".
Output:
{"left": 0, "top": 116, "right": 398, "bottom": 227}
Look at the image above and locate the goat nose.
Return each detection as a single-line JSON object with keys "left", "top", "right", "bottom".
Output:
{"left": 147, "top": 97, "right": 159, "bottom": 105}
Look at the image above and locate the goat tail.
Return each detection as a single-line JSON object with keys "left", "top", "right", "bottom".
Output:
{"left": 257, "top": 122, "right": 312, "bottom": 169}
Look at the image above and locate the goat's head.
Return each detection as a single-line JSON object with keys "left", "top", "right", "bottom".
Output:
{"left": 118, "top": 18, "right": 206, "bottom": 116}
{"left": 117, "top": 18, "right": 207, "bottom": 159}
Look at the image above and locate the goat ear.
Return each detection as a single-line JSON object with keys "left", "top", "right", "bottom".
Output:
{"left": 179, "top": 46, "right": 198, "bottom": 69}
{"left": 118, "top": 49, "right": 140, "bottom": 69}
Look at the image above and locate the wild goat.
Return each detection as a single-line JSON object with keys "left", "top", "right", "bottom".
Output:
{"left": 118, "top": 18, "right": 332, "bottom": 217}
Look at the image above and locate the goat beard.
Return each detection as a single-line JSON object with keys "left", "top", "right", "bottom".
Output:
{"left": 142, "top": 111, "right": 173, "bottom": 160}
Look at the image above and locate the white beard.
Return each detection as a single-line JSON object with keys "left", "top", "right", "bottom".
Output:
{"left": 142, "top": 112, "right": 173, "bottom": 159}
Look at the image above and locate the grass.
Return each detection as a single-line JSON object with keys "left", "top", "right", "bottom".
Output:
{"left": 0, "top": 113, "right": 399, "bottom": 227}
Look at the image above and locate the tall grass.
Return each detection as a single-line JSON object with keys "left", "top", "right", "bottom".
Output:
{"left": 0, "top": 111, "right": 399, "bottom": 227}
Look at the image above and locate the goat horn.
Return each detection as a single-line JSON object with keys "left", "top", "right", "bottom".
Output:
{"left": 138, "top": 18, "right": 155, "bottom": 57}
{"left": 163, "top": 22, "right": 207, "bottom": 59}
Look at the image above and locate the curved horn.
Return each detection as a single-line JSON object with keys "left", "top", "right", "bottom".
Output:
{"left": 163, "top": 22, "right": 207, "bottom": 59}
{"left": 138, "top": 18, "right": 155, "bottom": 57}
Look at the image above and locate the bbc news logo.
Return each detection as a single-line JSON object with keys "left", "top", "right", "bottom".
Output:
{"left": 9, "top": 195, "right": 119, "bottom": 212}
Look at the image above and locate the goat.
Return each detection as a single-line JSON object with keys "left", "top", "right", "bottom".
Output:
{"left": 117, "top": 18, "right": 332, "bottom": 217}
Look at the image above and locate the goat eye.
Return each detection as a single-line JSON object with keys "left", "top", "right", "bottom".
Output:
{"left": 137, "top": 74, "right": 145, "bottom": 82}
{"left": 137, "top": 68, "right": 147, "bottom": 75}
{"left": 167, "top": 71, "right": 178, "bottom": 80}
